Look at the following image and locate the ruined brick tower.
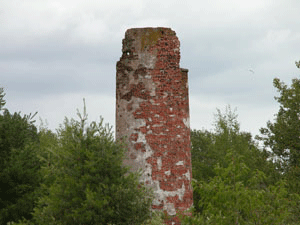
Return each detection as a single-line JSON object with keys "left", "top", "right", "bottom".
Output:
{"left": 116, "top": 27, "right": 193, "bottom": 224}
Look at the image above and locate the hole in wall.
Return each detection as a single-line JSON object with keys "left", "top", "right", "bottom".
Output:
{"left": 123, "top": 51, "right": 131, "bottom": 57}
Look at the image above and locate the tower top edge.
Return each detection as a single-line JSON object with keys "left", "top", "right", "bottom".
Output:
{"left": 125, "top": 27, "right": 176, "bottom": 36}
{"left": 126, "top": 27, "right": 173, "bottom": 31}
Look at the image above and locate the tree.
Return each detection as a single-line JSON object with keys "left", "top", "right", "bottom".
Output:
{"left": 16, "top": 103, "right": 153, "bottom": 225}
{"left": 295, "top": 60, "right": 300, "bottom": 69}
{"left": 0, "top": 87, "right": 6, "bottom": 111}
{"left": 181, "top": 150, "right": 299, "bottom": 224}
{"left": 0, "top": 88, "right": 40, "bottom": 224}
{"left": 0, "top": 142, "right": 41, "bottom": 225}
{"left": 256, "top": 62, "right": 300, "bottom": 221}
{"left": 190, "top": 106, "right": 283, "bottom": 220}
{"left": 191, "top": 106, "right": 243, "bottom": 183}
{"left": 258, "top": 76, "right": 300, "bottom": 170}
{"left": 191, "top": 106, "right": 276, "bottom": 185}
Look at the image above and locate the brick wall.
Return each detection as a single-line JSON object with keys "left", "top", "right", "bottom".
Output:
{"left": 116, "top": 27, "right": 193, "bottom": 224}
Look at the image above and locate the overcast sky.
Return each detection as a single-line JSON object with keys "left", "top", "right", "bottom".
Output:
{"left": 1, "top": 0, "right": 300, "bottom": 137}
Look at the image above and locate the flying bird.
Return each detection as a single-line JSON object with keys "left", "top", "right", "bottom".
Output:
{"left": 248, "top": 69, "right": 255, "bottom": 74}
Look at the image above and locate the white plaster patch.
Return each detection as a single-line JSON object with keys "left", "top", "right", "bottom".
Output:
{"left": 139, "top": 53, "right": 156, "bottom": 69}
{"left": 164, "top": 203, "right": 176, "bottom": 216}
{"left": 157, "top": 157, "right": 162, "bottom": 170}
{"left": 183, "top": 117, "right": 190, "bottom": 128}
{"left": 137, "top": 132, "right": 146, "bottom": 143}
{"left": 127, "top": 124, "right": 154, "bottom": 186}
{"left": 143, "top": 142, "right": 153, "bottom": 159}
{"left": 150, "top": 89, "right": 156, "bottom": 96}
{"left": 143, "top": 75, "right": 156, "bottom": 97}
{"left": 165, "top": 170, "right": 171, "bottom": 176}
{"left": 144, "top": 164, "right": 152, "bottom": 179}
{"left": 183, "top": 170, "right": 191, "bottom": 180}
{"left": 153, "top": 182, "right": 186, "bottom": 215}
{"left": 116, "top": 98, "right": 144, "bottom": 140}
{"left": 175, "top": 161, "right": 184, "bottom": 166}
{"left": 152, "top": 198, "right": 162, "bottom": 206}
{"left": 177, "top": 183, "right": 185, "bottom": 201}
{"left": 152, "top": 102, "right": 160, "bottom": 105}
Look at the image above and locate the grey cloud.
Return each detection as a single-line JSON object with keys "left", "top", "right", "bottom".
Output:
{"left": 1, "top": 0, "right": 300, "bottom": 135}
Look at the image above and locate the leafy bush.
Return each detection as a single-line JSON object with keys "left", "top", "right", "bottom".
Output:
{"left": 14, "top": 103, "right": 154, "bottom": 225}
{"left": 182, "top": 150, "right": 299, "bottom": 224}
{"left": 0, "top": 88, "right": 40, "bottom": 225}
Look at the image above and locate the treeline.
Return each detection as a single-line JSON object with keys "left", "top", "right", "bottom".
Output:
{"left": 0, "top": 93, "right": 157, "bottom": 225}
{"left": 1, "top": 62, "right": 300, "bottom": 224}
{"left": 183, "top": 106, "right": 300, "bottom": 224}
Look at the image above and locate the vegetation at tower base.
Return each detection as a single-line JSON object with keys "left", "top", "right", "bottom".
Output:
{"left": 0, "top": 88, "right": 41, "bottom": 225}
{"left": 8, "top": 103, "right": 154, "bottom": 225}
{"left": 180, "top": 106, "right": 300, "bottom": 224}
{"left": 181, "top": 153, "right": 299, "bottom": 224}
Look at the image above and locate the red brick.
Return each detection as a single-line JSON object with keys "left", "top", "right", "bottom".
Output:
{"left": 116, "top": 27, "right": 193, "bottom": 223}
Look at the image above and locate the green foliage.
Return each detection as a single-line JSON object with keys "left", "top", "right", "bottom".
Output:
{"left": 0, "top": 143, "right": 42, "bottom": 225}
{"left": 256, "top": 67, "right": 300, "bottom": 221}
{"left": 0, "top": 87, "right": 6, "bottom": 111}
{"left": 191, "top": 106, "right": 279, "bottom": 211}
{"left": 191, "top": 106, "right": 243, "bottom": 183}
{"left": 0, "top": 110, "right": 38, "bottom": 169}
{"left": 0, "top": 88, "right": 40, "bottom": 225}
{"left": 15, "top": 102, "right": 153, "bottom": 225}
{"left": 295, "top": 60, "right": 300, "bottom": 69}
{"left": 258, "top": 77, "right": 300, "bottom": 169}
{"left": 188, "top": 106, "right": 300, "bottom": 224}
{"left": 182, "top": 150, "right": 300, "bottom": 224}
{"left": 190, "top": 129, "right": 216, "bottom": 181}
{"left": 142, "top": 211, "right": 165, "bottom": 225}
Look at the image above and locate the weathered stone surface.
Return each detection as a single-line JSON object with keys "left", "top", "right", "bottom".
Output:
{"left": 116, "top": 27, "right": 193, "bottom": 224}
